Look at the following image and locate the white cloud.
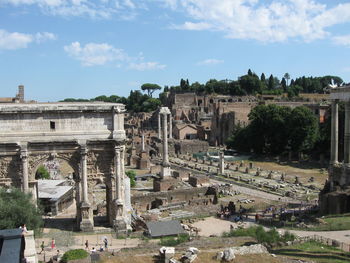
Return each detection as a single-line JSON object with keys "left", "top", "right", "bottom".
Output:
{"left": 0, "top": 29, "right": 56, "bottom": 50}
{"left": 64, "top": 42, "right": 128, "bottom": 66}
{"left": 64, "top": 41, "right": 166, "bottom": 70}
{"left": 2, "top": 0, "right": 144, "bottom": 19}
{"left": 333, "top": 35, "right": 350, "bottom": 47}
{"left": 160, "top": 0, "right": 350, "bottom": 43}
{"left": 35, "top": 32, "right": 57, "bottom": 43}
{"left": 128, "top": 61, "right": 166, "bottom": 71}
{"left": 0, "top": 29, "right": 32, "bottom": 50}
{"left": 196, "top": 58, "right": 224, "bottom": 66}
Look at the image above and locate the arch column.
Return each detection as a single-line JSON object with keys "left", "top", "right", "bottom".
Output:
{"left": 113, "top": 145, "right": 127, "bottom": 232}
{"left": 79, "top": 143, "right": 93, "bottom": 232}
{"left": 330, "top": 100, "right": 339, "bottom": 164}
{"left": 169, "top": 113, "right": 173, "bottom": 139}
{"left": 158, "top": 112, "right": 162, "bottom": 139}
{"left": 20, "top": 144, "right": 29, "bottom": 193}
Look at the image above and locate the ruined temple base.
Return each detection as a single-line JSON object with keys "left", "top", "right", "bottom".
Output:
{"left": 113, "top": 218, "right": 128, "bottom": 235}
{"left": 153, "top": 177, "right": 178, "bottom": 192}
{"left": 80, "top": 219, "right": 94, "bottom": 232}
{"left": 319, "top": 188, "right": 350, "bottom": 214}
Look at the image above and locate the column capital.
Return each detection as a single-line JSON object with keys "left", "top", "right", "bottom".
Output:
{"left": 80, "top": 146, "right": 88, "bottom": 156}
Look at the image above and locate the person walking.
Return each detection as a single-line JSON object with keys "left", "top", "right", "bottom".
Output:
{"left": 39, "top": 241, "right": 45, "bottom": 254}
{"left": 103, "top": 237, "right": 108, "bottom": 250}
{"left": 85, "top": 240, "right": 89, "bottom": 250}
{"left": 51, "top": 238, "right": 55, "bottom": 250}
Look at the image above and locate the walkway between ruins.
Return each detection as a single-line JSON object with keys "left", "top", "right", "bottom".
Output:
{"left": 192, "top": 216, "right": 350, "bottom": 245}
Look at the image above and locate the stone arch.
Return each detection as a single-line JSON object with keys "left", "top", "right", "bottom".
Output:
{"left": 29, "top": 152, "right": 80, "bottom": 181}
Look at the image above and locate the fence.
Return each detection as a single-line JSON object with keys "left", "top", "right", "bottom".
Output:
{"left": 299, "top": 234, "right": 350, "bottom": 253}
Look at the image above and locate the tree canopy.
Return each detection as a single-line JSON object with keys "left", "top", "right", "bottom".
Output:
{"left": 141, "top": 83, "right": 161, "bottom": 97}
{"left": 227, "top": 105, "right": 319, "bottom": 156}
{"left": 0, "top": 188, "right": 43, "bottom": 232}
{"left": 62, "top": 91, "right": 161, "bottom": 113}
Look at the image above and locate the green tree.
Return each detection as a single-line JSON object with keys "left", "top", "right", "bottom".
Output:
{"left": 248, "top": 104, "right": 291, "bottom": 154}
{"left": 126, "top": 170, "right": 136, "bottom": 187}
{"left": 287, "top": 85, "right": 302, "bottom": 98}
{"left": 36, "top": 165, "right": 50, "bottom": 180}
{"left": 284, "top": 73, "right": 290, "bottom": 86}
{"left": 260, "top": 73, "right": 266, "bottom": 83}
{"left": 141, "top": 83, "right": 162, "bottom": 97}
{"left": 281, "top": 78, "right": 287, "bottom": 91}
{"left": 0, "top": 188, "right": 43, "bottom": 232}
{"left": 268, "top": 74, "right": 274, "bottom": 90}
{"left": 287, "top": 106, "right": 319, "bottom": 155}
{"left": 239, "top": 74, "right": 263, "bottom": 94}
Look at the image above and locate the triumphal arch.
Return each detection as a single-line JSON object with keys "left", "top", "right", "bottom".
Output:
{"left": 0, "top": 102, "right": 130, "bottom": 231}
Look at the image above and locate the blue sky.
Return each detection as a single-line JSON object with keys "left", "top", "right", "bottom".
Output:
{"left": 0, "top": 0, "right": 349, "bottom": 102}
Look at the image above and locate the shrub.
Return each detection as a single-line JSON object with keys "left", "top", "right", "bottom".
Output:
{"left": 35, "top": 165, "right": 50, "bottom": 179}
{"left": 222, "top": 226, "right": 296, "bottom": 245}
{"left": 61, "top": 249, "right": 89, "bottom": 263}
{"left": 126, "top": 170, "right": 136, "bottom": 187}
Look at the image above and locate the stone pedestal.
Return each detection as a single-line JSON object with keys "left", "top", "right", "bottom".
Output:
{"left": 79, "top": 202, "right": 93, "bottom": 232}
{"left": 113, "top": 199, "right": 127, "bottom": 234}
{"left": 161, "top": 165, "right": 171, "bottom": 178}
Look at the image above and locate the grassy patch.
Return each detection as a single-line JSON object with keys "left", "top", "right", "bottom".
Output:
{"left": 273, "top": 241, "right": 350, "bottom": 263}
{"left": 263, "top": 213, "right": 350, "bottom": 231}
{"left": 61, "top": 249, "right": 89, "bottom": 263}
{"left": 159, "top": 234, "right": 190, "bottom": 246}
{"left": 222, "top": 226, "right": 295, "bottom": 245}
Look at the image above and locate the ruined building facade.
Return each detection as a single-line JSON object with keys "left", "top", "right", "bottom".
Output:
{"left": 320, "top": 85, "right": 350, "bottom": 214}
{"left": 0, "top": 102, "right": 131, "bottom": 231}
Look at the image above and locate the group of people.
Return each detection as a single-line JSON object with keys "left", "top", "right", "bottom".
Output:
{"left": 217, "top": 202, "right": 248, "bottom": 222}
{"left": 84, "top": 237, "right": 109, "bottom": 253}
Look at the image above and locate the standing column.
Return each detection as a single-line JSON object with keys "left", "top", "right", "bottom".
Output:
{"left": 331, "top": 100, "right": 339, "bottom": 164}
{"left": 158, "top": 112, "right": 162, "bottom": 139}
{"left": 79, "top": 143, "right": 93, "bottom": 231}
{"left": 20, "top": 145, "right": 29, "bottom": 193}
{"left": 169, "top": 114, "right": 173, "bottom": 139}
{"left": 219, "top": 152, "right": 225, "bottom": 174}
{"left": 120, "top": 145, "right": 125, "bottom": 197}
{"left": 162, "top": 113, "right": 169, "bottom": 165}
{"left": 114, "top": 146, "right": 122, "bottom": 201}
{"left": 81, "top": 146, "right": 89, "bottom": 203}
{"left": 345, "top": 102, "right": 350, "bottom": 164}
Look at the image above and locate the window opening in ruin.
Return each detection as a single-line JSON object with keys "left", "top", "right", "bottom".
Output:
{"left": 50, "top": 121, "right": 56, "bottom": 130}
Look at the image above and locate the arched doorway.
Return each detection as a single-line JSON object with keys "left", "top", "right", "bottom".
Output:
{"left": 30, "top": 154, "right": 80, "bottom": 231}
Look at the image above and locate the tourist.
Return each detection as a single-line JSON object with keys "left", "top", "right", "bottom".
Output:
{"left": 91, "top": 247, "right": 96, "bottom": 253}
{"left": 103, "top": 237, "right": 108, "bottom": 249}
{"left": 51, "top": 238, "right": 55, "bottom": 250}
{"left": 19, "top": 223, "right": 28, "bottom": 234}
{"left": 85, "top": 240, "right": 89, "bottom": 250}
{"left": 39, "top": 241, "right": 45, "bottom": 254}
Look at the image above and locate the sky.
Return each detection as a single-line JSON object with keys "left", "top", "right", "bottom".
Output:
{"left": 0, "top": 0, "right": 350, "bottom": 102}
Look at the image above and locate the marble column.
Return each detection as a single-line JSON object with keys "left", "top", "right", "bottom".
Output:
{"left": 160, "top": 107, "right": 171, "bottom": 178}
{"left": 158, "top": 112, "right": 162, "bottom": 139}
{"left": 20, "top": 145, "right": 29, "bottom": 193}
{"left": 79, "top": 144, "right": 93, "bottom": 232}
{"left": 120, "top": 145, "right": 126, "bottom": 203}
{"left": 162, "top": 113, "right": 169, "bottom": 165}
{"left": 169, "top": 114, "right": 173, "bottom": 139}
{"left": 345, "top": 102, "right": 350, "bottom": 164}
{"left": 113, "top": 145, "right": 127, "bottom": 232}
{"left": 114, "top": 146, "right": 122, "bottom": 201}
{"left": 81, "top": 146, "right": 89, "bottom": 203}
{"left": 331, "top": 100, "right": 339, "bottom": 164}
{"left": 219, "top": 151, "right": 225, "bottom": 175}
